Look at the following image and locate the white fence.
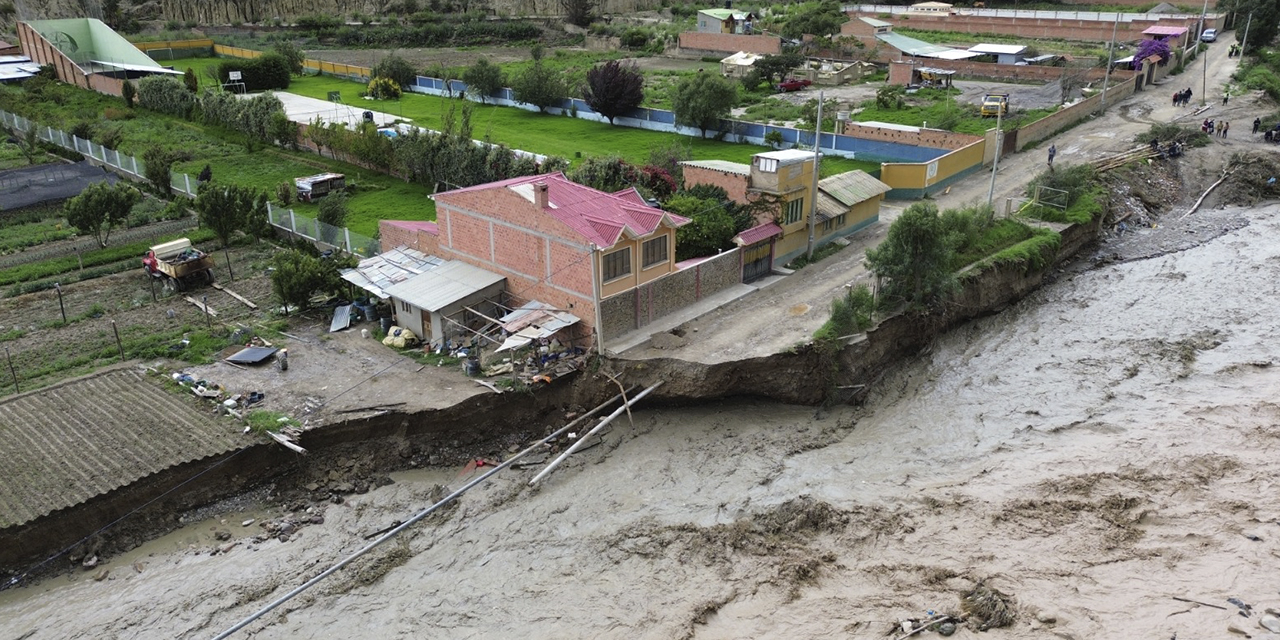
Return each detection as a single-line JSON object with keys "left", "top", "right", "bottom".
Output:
{"left": 0, "top": 108, "right": 378, "bottom": 257}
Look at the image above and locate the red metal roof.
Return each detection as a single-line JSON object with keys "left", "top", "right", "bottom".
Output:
{"left": 1143, "top": 25, "right": 1187, "bottom": 35}
{"left": 733, "top": 221, "right": 783, "bottom": 246}
{"left": 436, "top": 173, "right": 689, "bottom": 249}
{"left": 612, "top": 187, "right": 648, "bottom": 206}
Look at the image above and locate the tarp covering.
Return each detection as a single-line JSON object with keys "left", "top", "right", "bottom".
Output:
{"left": 493, "top": 301, "right": 581, "bottom": 353}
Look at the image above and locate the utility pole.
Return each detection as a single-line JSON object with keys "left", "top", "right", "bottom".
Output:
{"left": 1240, "top": 12, "right": 1252, "bottom": 56}
{"left": 806, "top": 90, "right": 824, "bottom": 261}
{"left": 985, "top": 106, "right": 1004, "bottom": 209}
{"left": 1198, "top": 0, "right": 1210, "bottom": 105}
{"left": 1099, "top": 12, "right": 1120, "bottom": 114}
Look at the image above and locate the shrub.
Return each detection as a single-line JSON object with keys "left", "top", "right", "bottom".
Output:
{"left": 813, "top": 284, "right": 875, "bottom": 342}
{"left": 217, "top": 53, "right": 291, "bottom": 91}
{"left": 368, "top": 76, "right": 403, "bottom": 100}
{"left": 137, "top": 75, "right": 195, "bottom": 118}
{"left": 142, "top": 146, "right": 176, "bottom": 195}
{"left": 121, "top": 79, "right": 136, "bottom": 108}
{"left": 372, "top": 54, "right": 418, "bottom": 89}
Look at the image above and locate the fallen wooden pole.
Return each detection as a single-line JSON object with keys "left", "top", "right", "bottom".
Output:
{"left": 1172, "top": 596, "right": 1227, "bottom": 610}
{"left": 213, "top": 283, "right": 259, "bottom": 310}
{"left": 267, "top": 431, "right": 307, "bottom": 455}
{"left": 1180, "top": 168, "right": 1234, "bottom": 220}
{"left": 529, "top": 382, "right": 663, "bottom": 486}
{"left": 184, "top": 295, "right": 217, "bottom": 317}
{"left": 210, "top": 385, "right": 637, "bottom": 640}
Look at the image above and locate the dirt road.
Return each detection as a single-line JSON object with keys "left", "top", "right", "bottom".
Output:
{"left": 624, "top": 37, "right": 1255, "bottom": 365}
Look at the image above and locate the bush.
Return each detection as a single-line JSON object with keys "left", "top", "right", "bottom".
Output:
{"left": 137, "top": 75, "right": 195, "bottom": 118}
{"left": 296, "top": 13, "right": 343, "bottom": 35}
{"left": 217, "top": 53, "right": 291, "bottom": 91}
{"left": 368, "top": 76, "right": 403, "bottom": 100}
{"left": 813, "top": 284, "right": 875, "bottom": 341}
{"left": 372, "top": 54, "right": 418, "bottom": 89}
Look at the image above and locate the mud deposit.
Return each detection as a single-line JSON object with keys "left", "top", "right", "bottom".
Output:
{"left": 4, "top": 204, "right": 1280, "bottom": 639}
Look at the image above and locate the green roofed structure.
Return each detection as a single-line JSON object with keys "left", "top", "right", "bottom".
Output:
{"left": 16, "top": 18, "right": 180, "bottom": 96}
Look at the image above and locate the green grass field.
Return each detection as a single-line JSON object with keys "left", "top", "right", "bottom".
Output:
{"left": 172, "top": 56, "right": 880, "bottom": 177}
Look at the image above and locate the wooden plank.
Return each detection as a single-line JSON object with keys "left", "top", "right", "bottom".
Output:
{"left": 212, "top": 283, "right": 259, "bottom": 310}
{"left": 185, "top": 296, "right": 217, "bottom": 317}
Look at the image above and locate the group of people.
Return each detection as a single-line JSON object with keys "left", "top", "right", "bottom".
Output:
{"left": 1260, "top": 117, "right": 1280, "bottom": 143}
{"left": 1203, "top": 118, "right": 1230, "bottom": 137}
{"left": 1228, "top": 43, "right": 1242, "bottom": 57}
{"left": 1172, "top": 88, "right": 1194, "bottom": 107}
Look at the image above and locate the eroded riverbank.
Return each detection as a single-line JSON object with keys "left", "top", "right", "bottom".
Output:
{"left": 3, "top": 200, "right": 1277, "bottom": 638}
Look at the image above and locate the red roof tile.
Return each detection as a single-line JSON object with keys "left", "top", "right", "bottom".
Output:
{"left": 733, "top": 221, "right": 783, "bottom": 246}
{"left": 436, "top": 173, "right": 689, "bottom": 249}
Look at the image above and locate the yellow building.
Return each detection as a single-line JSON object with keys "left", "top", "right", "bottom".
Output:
{"left": 682, "top": 150, "right": 889, "bottom": 281}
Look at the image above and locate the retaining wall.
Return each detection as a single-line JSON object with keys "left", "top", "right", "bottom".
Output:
{"left": 879, "top": 137, "right": 986, "bottom": 199}
{"left": 1011, "top": 73, "right": 1139, "bottom": 151}
{"left": 677, "top": 32, "right": 781, "bottom": 55}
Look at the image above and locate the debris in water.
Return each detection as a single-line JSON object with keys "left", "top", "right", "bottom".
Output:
{"left": 960, "top": 584, "right": 1015, "bottom": 630}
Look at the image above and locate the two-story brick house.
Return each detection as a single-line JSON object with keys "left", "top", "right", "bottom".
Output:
{"left": 379, "top": 173, "right": 689, "bottom": 346}
{"left": 681, "top": 150, "right": 889, "bottom": 281}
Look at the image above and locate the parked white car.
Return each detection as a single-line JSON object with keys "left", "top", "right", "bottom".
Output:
{"left": 1201, "top": 28, "right": 1218, "bottom": 42}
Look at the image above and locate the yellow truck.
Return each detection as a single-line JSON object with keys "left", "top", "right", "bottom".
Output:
{"left": 980, "top": 93, "right": 1009, "bottom": 117}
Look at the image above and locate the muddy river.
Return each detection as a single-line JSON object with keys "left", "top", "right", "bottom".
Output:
{"left": 4, "top": 203, "right": 1280, "bottom": 639}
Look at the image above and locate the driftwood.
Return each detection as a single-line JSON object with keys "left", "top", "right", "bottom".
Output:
{"left": 212, "top": 283, "right": 259, "bottom": 309}
{"left": 474, "top": 379, "right": 503, "bottom": 394}
{"left": 892, "top": 616, "right": 954, "bottom": 640}
{"left": 1171, "top": 596, "right": 1228, "bottom": 610}
{"left": 332, "top": 402, "right": 406, "bottom": 414}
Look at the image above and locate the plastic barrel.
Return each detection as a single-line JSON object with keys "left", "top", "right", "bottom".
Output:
{"left": 380, "top": 316, "right": 393, "bottom": 332}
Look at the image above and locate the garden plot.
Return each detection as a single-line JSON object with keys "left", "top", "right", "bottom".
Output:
{"left": 0, "top": 367, "right": 243, "bottom": 530}
{"left": 250, "top": 91, "right": 401, "bottom": 130}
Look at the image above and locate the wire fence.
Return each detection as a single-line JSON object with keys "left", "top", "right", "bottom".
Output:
{"left": 0, "top": 108, "right": 378, "bottom": 258}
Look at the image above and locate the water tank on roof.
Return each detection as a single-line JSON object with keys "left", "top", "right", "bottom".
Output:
{"left": 836, "top": 111, "right": 851, "bottom": 121}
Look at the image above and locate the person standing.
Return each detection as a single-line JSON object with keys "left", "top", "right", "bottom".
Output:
{"left": 1047, "top": 144, "right": 1056, "bottom": 169}
{"left": 1223, "top": 91, "right": 1230, "bottom": 106}
{"left": 1223, "top": 121, "right": 1229, "bottom": 138}
{"left": 1255, "top": 117, "right": 1262, "bottom": 134}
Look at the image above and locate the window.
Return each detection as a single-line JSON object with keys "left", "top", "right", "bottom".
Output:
{"left": 603, "top": 247, "right": 632, "bottom": 282}
{"left": 756, "top": 157, "right": 778, "bottom": 173}
{"left": 823, "top": 218, "right": 834, "bottom": 233}
{"left": 642, "top": 236, "right": 669, "bottom": 269}
{"left": 400, "top": 300, "right": 411, "bottom": 313}
{"left": 784, "top": 198, "right": 804, "bottom": 225}
{"left": 836, "top": 213, "right": 847, "bottom": 228}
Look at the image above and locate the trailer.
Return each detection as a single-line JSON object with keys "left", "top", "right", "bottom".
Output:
{"left": 143, "top": 238, "right": 215, "bottom": 291}
{"left": 295, "top": 173, "right": 346, "bottom": 203}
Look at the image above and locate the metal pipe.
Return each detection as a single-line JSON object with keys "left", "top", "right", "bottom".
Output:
{"left": 211, "top": 387, "right": 638, "bottom": 640}
{"left": 529, "top": 382, "right": 663, "bottom": 486}
{"left": 985, "top": 106, "right": 1003, "bottom": 208}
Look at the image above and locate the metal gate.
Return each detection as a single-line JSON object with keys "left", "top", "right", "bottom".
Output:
{"left": 742, "top": 240, "right": 773, "bottom": 283}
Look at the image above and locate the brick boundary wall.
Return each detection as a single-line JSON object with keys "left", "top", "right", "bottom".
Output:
{"left": 681, "top": 165, "right": 750, "bottom": 203}
{"left": 1011, "top": 73, "right": 1139, "bottom": 151}
{"left": 600, "top": 248, "right": 741, "bottom": 339}
{"left": 677, "top": 32, "right": 781, "bottom": 55}
{"left": 844, "top": 12, "right": 1222, "bottom": 44}
{"left": 842, "top": 121, "right": 982, "bottom": 150}
{"left": 887, "top": 58, "right": 1130, "bottom": 86}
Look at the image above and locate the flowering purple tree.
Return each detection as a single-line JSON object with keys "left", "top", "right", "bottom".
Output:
{"left": 1133, "top": 38, "right": 1172, "bottom": 69}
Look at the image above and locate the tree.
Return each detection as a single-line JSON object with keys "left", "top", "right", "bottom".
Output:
{"left": 781, "top": 0, "right": 844, "bottom": 39}
{"left": 560, "top": 0, "right": 597, "bottom": 27}
{"left": 121, "top": 79, "right": 137, "bottom": 108}
{"left": 1132, "top": 38, "right": 1171, "bottom": 69}
{"left": 463, "top": 58, "right": 505, "bottom": 104}
{"left": 271, "top": 249, "right": 341, "bottom": 314}
{"left": 672, "top": 73, "right": 737, "bottom": 138}
{"left": 1236, "top": 0, "right": 1280, "bottom": 55}
{"left": 64, "top": 181, "right": 140, "bottom": 247}
{"left": 245, "top": 192, "right": 272, "bottom": 243}
{"left": 272, "top": 40, "right": 307, "bottom": 75}
{"left": 512, "top": 60, "right": 568, "bottom": 113}
{"left": 317, "top": 192, "right": 350, "bottom": 244}
{"left": 141, "top": 146, "right": 175, "bottom": 196}
{"left": 667, "top": 194, "right": 737, "bottom": 261}
{"left": 16, "top": 125, "right": 40, "bottom": 165}
{"left": 372, "top": 54, "right": 418, "bottom": 89}
{"left": 269, "top": 111, "right": 299, "bottom": 148}
{"left": 583, "top": 60, "right": 644, "bottom": 125}
{"left": 277, "top": 181, "right": 293, "bottom": 206}
{"left": 568, "top": 156, "right": 638, "bottom": 192}
{"left": 754, "top": 53, "right": 805, "bottom": 84}
{"left": 864, "top": 202, "right": 957, "bottom": 307}
{"left": 182, "top": 67, "right": 198, "bottom": 93}
{"left": 195, "top": 182, "right": 261, "bottom": 279}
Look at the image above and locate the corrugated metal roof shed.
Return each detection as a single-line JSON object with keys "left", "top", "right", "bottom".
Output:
{"left": 967, "top": 43, "right": 1027, "bottom": 55}
{"left": 681, "top": 159, "right": 751, "bottom": 176}
{"left": 1143, "top": 25, "right": 1187, "bottom": 35}
{"left": 876, "top": 32, "right": 957, "bottom": 57}
{"left": 860, "top": 16, "right": 892, "bottom": 27}
{"left": 818, "top": 170, "right": 892, "bottom": 208}
{"left": 384, "top": 260, "right": 506, "bottom": 313}
{"left": 340, "top": 246, "right": 444, "bottom": 299}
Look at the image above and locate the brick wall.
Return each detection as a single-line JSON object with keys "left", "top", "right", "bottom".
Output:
{"left": 1012, "top": 73, "right": 1138, "bottom": 151}
{"left": 845, "top": 12, "right": 1221, "bottom": 44}
{"left": 677, "top": 32, "right": 781, "bottom": 55}
{"left": 887, "top": 58, "right": 1126, "bottom": 86}
{"left": 681, "top": 165, "right": 751, "bottom": 204}
{"left": 599, "top": 248, "right": 741, "bottom": 339}
{"left": 842, "top": 121, "right": 982, "bottom": 150}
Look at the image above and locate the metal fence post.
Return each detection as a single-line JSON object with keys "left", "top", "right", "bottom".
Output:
{"left": 131, "top": 155, "right": 138, "bottom": 175}
{"left": 290, "top": 210, "right": 296, "bottom": 233}
{"left": 184, "top": 174, "right": 191, "bottom": 195}
{"left": 344, "top": 228, "right": 351, "bottom": 252}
